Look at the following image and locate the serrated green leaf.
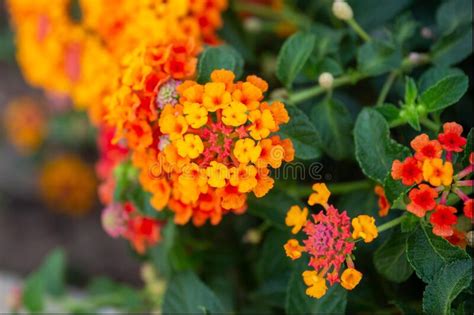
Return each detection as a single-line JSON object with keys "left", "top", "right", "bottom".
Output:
{"left": 376, "top": 103, "right": 401, "bottom": 123}
{"left": 38, "top": 249, "right": 66, "bottom": 296}
{"left": 431, "top": 25, "right": 473, "bottom": 67}
{"left": 310, "top": 24, "right": 343, "bottom": 61}
{"left": 436, "top": 0, "right": 473, "bottom": 35}
{"left": 22, "top": 273, "right": 44, "bottom": 312}
{"left": 197, "top": 45, "right": 244, "bottom": 83}
{"left": 401, "top": 213, "right": 420, "bottom": 233}
{"left": 357, "top": 40, "right": 402, "bottom": 76}
{"left": 285, "top": 258, "right": 347, "bottom": 314}
{"left": 276, "top": 32, "right": 316, "bottom": 88}
{"left": 406, "top": 224, "right": 469, "bottom": 283}
{"left": 311, "top": 99, "right": 354, "bottom": 160}
{"left": 248, "top": 189, "right": 303, "bottom": 230}
{"left": 162, "top": 271, "right": 226, "bottom": 313}
{"left": 279, "top": 106, "right": 322, "bottom": 160}
{"left": 383, "top": 174, "right": 410, "bottom": 205}
{"left": 404, "top": 77, "right": 418, "bottom": 105}
{"left": 418, "top": 67, "right": 464, "bottom": 93}
{"left": 354, "top": 108, "right": 411, "bottom": 183}
{"left": 350, "top": 0, "right": 412, "bottom": 29}
{"left": 423, "top": 259, "right": 472, "bottom": 315}
{"left": 374, "top": 229, "right": 414, "bottom": 283}
{"left": 420, "top": 74, "right": 468, "bottom": 112}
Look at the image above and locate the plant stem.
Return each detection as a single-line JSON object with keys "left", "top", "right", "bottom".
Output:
{"left": 288, "top": 72, "right": 365, "bottom": 104}
{"left": 287, "top": 179, "right": 372, "bottom": 197}
{"left": 376, "top": 71, "right": 399, "bottom": 106}
{"left": 420, "top": 118, "right": 440, "bottom": 132}
{"left": 377, "top": 215, "right": 403, "bottom": 233}
{"left": 347, "top": 18, "right": 371, "bottom": 42}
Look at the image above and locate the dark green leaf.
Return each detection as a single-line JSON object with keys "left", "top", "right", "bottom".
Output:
{"left": 150, "top": 221, "right": 176, "bottom": 278}
{"left": 162, "top": 271, "right": 226, "bottom": 313}
{"left": 406, "top": 223, "right": 469, "bottom": 283}
{"left": 311, "top": 99, "right": 354, "bottom": 160}
{"left": 374, "top": 229, "right": 414, "bottom": 283}
{"left": 248, "top": 189, "right": 303, "bottom": 230}
{"left": 285, "top": 259, "right": 347, "bottom": 314}
{"left": 418, "top": 67, "right": 464, "bottom": 93}
{"left": 38, "top": 249, "right": 66, "bottom": 296}
{"left": 350, "top": 0, "right": 412, "bottom": 29}
{"left": 423, "top": 259, "right": 472, "bottom": 314}
{"left": 276, "top": 32, "right": 316, "bottom": 88}
{"left": 420, "top": 74, "right": 468, "bottom": 112}
{"left": 354, "top": 108, "right": 410, "bottom": 183}
{"left": 22, "top": 273, "right": 44, "bottom": 312}
{"left": 357, "top": 40, "right": 402, "bottom": 76}
{"left": 462, "top": 128, "right": 473, "bottom": 166}
{"left": 404, "top": 77, "right": 418, "bottom": 105}
{"left": 436, "top": 0, "right": 473, "bottom": 35}
{"left": 279, "top": 106, "right": 322, "bottom": 160}
{"left": 383, "top": 174, "right": 410, "bottom": 205}
{"left": 376, "top": 103, "right": 400, "bottom": 123}
{"left": 310, "top": 24, "right": 344, "bottom": 61}
{"left": 401, "top": 213, "right": 420, "bottom": 233}
{"left": 431, "top": 25, "right": 473, "bottom": 67}
{"left": 197, "top": 45, "right": 244, "bottom": 83}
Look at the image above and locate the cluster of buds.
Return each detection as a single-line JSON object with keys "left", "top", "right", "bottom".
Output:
{"left": 134, "top": 69, "right": 294, "bottom": 226}
{"left": 391, "top": 122, "right": 473, "bottom": 243}
{"left": 284, "top": 183, "right": 378, "bottom": 299}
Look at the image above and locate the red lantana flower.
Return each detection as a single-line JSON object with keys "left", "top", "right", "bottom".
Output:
{"left": 438, "top": 122, "right": 466, "bottom": 152}
{"left": 430, "top": 205, "right": 457, "bottom": 237}
{"left": 374, "top": 185, "right": 390, "bottom": 217}
{"left": 463, "top": 199, "right": 473, "bottom": 219}
{"left": 391, "top": 157, "right": 423, "bottom": 186}
{"left": 445, "top": 229, "right": 467, "bottom": 249}
{"left": 410, "top": 134, "right": 442, "bottom": 161}
{"left": 406, "top": 184, "right": 438, "bottom": 217}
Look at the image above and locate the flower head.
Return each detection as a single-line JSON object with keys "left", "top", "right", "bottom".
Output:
{"left": 406, "top": 184, "right": 438, "bottom": 217}
{"left": 391, "top": 157, "right": 423, "bottom": 186}
{"left": 351, "top": 215, "right": 378, "bottom": 243}
{"left": 410, "top": 134, "right": 442, "bottom": 161}
{"left": 438, "top": 122, "right": 466, "bottom": 152}
{"left": 101, "top": 203, "right": 129, "bottom": 238}
{"left": 430, "top": 205, "right": 457, "bottom": 237}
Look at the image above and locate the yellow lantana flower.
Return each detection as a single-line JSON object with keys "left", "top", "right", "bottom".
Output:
{"left": 422, "top": 158, "right": 453, "bottom": 187}
{"left": 308, "top": 183, "right": 331, "bottom": 207}
{"left": 233, "top": 138, "right": 262, "bottom": 164}
{"left": 285, "top": 205, "right": 308, "bottom": 234}
{"left": 341, "top": 268, "right": 362, "bottom": 290}
{"left": 229, "top": 164, "right": 258, "bottom": 193}
{"left": 206, "top": 161, "right": 229, "bottom": 188}
{"left": 159, "top": 114, "right": 188, "bottom": 140}
{"left": 222, "top": 101, "right": 248, "bottom": 126}
{"left": 351, "top": 215, "right": 378, "bottom": 243}
{"left": 183, "top": 102, "right": 208, "bottom": 128}
{"left": 176, "top": 134, "right": 204, "bottom": 159}
{"left": 284, "top": 239, "right": 305, "bottom": 260}
{"left": 202, "top": 82, "right": 231, "bottom": 111}
{"left": 302, "top": 271, "right": 328, "bottom": 299}
{"left": 248, "top": 109, "right": 276, "bottom": 140}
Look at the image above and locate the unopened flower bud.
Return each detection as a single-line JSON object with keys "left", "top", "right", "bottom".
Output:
{"left": 421, "top": 27, "right": 433, "bottom": 39}
{"left": 270, "top": 88, "right": 288, "bottom": 101}
{"left": 243, "top": 228, "right": 262, "bottom": 244}
{"left": 243, "top": 17, "right": 262, "bottom": 33}
{"left": 332, "top": 0, "right": 353, "bottom": 21}
{"left": 467, "top": 230, "right": 474, "bottom": 248}
{"left": 141, "top": 263, "right": 156, "bottom": 283}
{"left": 318, "top": 72, "right": 334, "bottom": 90}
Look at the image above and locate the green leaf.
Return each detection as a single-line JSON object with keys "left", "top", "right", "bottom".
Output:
{"left": 150, "top": 220, "right": 176, "bottom": 278}
{"left": 436, "top": 0, "right": 473, "bottom": 35}
{"left": 350, "top": 0, "right": 412, "bottom": 29}
{"left": 418, "top": 67, "right": 464, "bottom": 93}
{"left": 400, "top": 213, "right": 420, "bottom": 233}
{"left": 404, "top": 77, "right": 418, "bottom": 105}
{"left": 197, "top": 45, "right": 244, "bottom": 83}
{"left": 383, "top": 174, "right": 410, "bottom": 205}
{"left": 248, "top": 189, "right": 303, "bottom": 230}
{"left": 279, "top": 106, "right": 322, "bottom": 160}
{"left": 22, "top": 273, "right": 45, "bottom": 312}
{"left": 354, "top": 108, "right": 410, "bottom": 183}
{"left": 357, "top": 40, "right": 402, "bottom": 76}
{"left": 38, "top": 249, "right": 66, "bottom": 296}
{"left": 276, "top": 32, "right": 316, "bottom": 88}
{"left": 431, "top": 25, "right": 473, "bottom": 67}
{"left": 374, "top": 228, "right": 414, "bottom": 283}
{"left": 423, "top": 259, "right": 472, "bottom": 315}
{"left": 420, "top": 74, "right": 468, "bottom": 112}
{"left": 376, "top": 103, "right": 400, "bottom": 123}
{"left": 162, "top": 271, "right": 226, "bottom": 313}
{"left": 462, "top": 128, "right": 473, "bottom": 166}
{"left": 310, "top": 24, "right": 343, "bottom": 61}
{"left": 406, "top": 223, "right": 469, "bottom": 283}
{"left": 285, "top": 259, "right": 347, "bottom": 314}
{"left": 311, "top": 99, "right": 354, "bottom": 160}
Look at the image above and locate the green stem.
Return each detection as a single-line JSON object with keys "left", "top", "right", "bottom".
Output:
{"left": 346, "top": 18, "right": 371, "bottom": 42}
{"left": 377, "top": 216, "right": 403, "bottom": 233}
{"left": 376, "top": 71, "right": 399, "bottom": 106}
{"left": 420, "top": 118, "right": 440, "bottom": 132}
{"left": 288, "top": 180, "right": 372, "bottom": 197}
{"left": 288, "top": 72, "right": 365, "bottom": 104}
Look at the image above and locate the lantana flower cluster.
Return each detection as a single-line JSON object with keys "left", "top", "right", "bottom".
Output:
{"left": 122, "top": 69, "right": 294, "bottom": 226}
{"left": 391, "top": 122, "right": 473, "bottom": 240}
{"left": 284, "top": 183, "right": 378, "bottom": 299}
